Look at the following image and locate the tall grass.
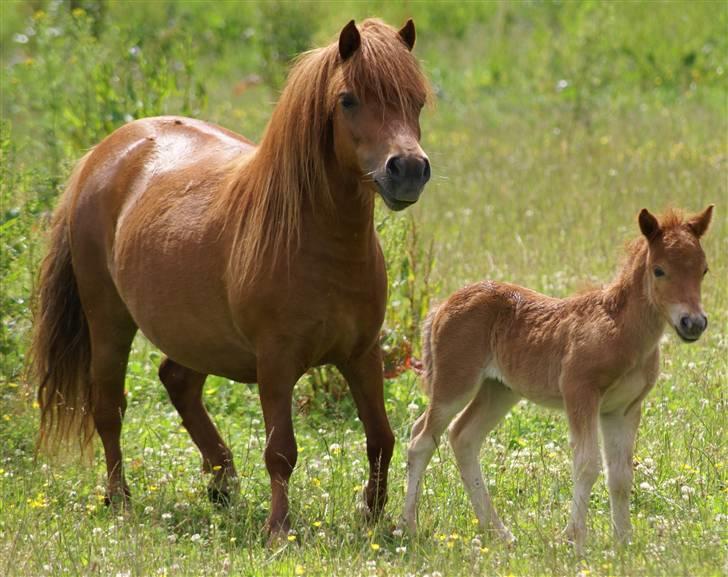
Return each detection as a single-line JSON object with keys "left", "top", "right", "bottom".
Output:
{"left": 1, "top": 2, "right": 726, "bottom": 576}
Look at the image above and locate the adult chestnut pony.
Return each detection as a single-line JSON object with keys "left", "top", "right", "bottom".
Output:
{"left": 403, "top": 206, "right": 713, "bottom": 553}
{"left": 31, "top": 18, "right": 430, "bottom": 536}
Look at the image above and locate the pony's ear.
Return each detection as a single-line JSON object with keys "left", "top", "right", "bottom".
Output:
{"left": 686, "top": 204, "right": 714, "bottom": 238}
{"left": 339, "top": 20, "right": 360, "bottom": 61}
{"left": 399, "top": 18, "right": 416, "bottom": 51}
{"left": 639, "top": 208, "right": 661, "bottom": 241}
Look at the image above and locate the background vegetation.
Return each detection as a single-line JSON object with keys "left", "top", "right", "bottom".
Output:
{"left": 1, "top": 1, "right": 725, "bottom": 576}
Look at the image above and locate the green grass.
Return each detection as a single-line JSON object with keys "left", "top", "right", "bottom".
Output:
{"left": 1, "top": 1, "right": 726, "bottom": 576}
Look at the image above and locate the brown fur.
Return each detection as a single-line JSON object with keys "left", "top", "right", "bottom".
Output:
{"left": 30, "top": 19, "right": 431, "bottom": 536}
{"left": 404, "top": 206, "right": 714, "bottom": 552}
{"left": 31, "top": 151, "right": 95, "bottom": 453}
{"left": 214, "top": 18, "right": 429, "bottom": 289}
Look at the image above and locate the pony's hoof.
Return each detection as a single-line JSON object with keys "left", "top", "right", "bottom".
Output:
{"left": 207, "top": 474, "right": 239, "bottom": 507}
{"left": 357, "top": 483, "right": 387, "bottom": 523}
{"left": 207, "top": 486, "right": 231, "bottom": 507}
{"left": 104, "top": 484, "right": 131, "bottom": 509}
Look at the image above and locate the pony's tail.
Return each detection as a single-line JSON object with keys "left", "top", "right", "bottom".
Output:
{"left": 420, "top": 305, "right": 439, "bottom": 398}
{"left": 30, "top": 152, "right": 95, "bottom": 454}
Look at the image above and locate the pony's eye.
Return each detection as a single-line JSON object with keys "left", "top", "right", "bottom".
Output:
{"left": 653, "top": 266, "right": 665, "bottom": 278}
{"left": 340, "top": 93, "right": 358, "bottom": 109}
{"left": 703, "top": 267, "right": 709, "bottom": 276}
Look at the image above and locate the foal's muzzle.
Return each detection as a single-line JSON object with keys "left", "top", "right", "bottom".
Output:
{"left": 375, "top": 154, "right": 430, "bottom": 211}
{"left": 675, "top": 313, "right": 708, "bottom": 342}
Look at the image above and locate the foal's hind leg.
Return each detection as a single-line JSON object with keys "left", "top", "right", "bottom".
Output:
{"left": 402, "top": 367, "right": 483, "bottom": 533}
{"left": 158, "top": 358, "right": 237, "bottom": 505}
{"left": 449, "top": 379, "right": 519, "bottom": 542}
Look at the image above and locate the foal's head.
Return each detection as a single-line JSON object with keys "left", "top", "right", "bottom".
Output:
{"left": 331, "top": 19, "right": 430, "bottom": 210}
{"left": 638, "top": 205, "right": 714, "bottom": 341}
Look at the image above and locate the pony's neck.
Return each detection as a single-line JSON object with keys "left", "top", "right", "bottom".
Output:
{"left": 316, "top": 157, "right": 377, "bottom": 239}
{"left": 605, "top": 240, "right": 665, "bottom": 350}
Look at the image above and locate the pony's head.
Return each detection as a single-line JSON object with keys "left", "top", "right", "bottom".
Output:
{"left": 638, "top": 205, "right": 714, "bottom": 342}
{"left": 330, "top": 19, "right": 430, "bottom": 210}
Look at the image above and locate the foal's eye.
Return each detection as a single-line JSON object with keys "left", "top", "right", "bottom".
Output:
{"left": 703, "top": 267, "right": 709, "bottom": 276}
{"left": 653, "top": 266, "right": 665, "bottom": 278}
{"left": 340, "top": 93, "right": 358, "bottom": 109}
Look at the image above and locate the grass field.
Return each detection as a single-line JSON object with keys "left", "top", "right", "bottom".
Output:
{"left": 1, "top": 2, "right": 726, "bottom": 576}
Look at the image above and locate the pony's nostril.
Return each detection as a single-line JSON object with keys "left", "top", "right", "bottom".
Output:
{"left": 386, "top": 156, "right": 403, "bottom": 179}
{"left": 680, "top": 316, "right": 691, "bottom": 331}
{"left": 698, "top": 314, "right": 708, "bottom": 331}
{"left": 422, "top": 157, "right": 431, "bottom": 182}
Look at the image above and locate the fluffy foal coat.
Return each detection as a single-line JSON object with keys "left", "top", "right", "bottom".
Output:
{"left": 403, "top": 206, "right": 713, "bottom": 552}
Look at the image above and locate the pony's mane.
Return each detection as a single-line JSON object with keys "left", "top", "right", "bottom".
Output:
{"left": 213, "top": 19, "right": 429, "bottom": 288}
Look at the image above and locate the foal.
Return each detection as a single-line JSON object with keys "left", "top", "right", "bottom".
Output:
{"left": 403, "top": 206, "right": 713, "bottom": 552}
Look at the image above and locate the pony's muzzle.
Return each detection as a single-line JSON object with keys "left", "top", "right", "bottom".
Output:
{"left": 677, "top": 313, "right": 707, "bottom": 341}
{"left": 386, "top": 154, "right": 430, "bottom": 192}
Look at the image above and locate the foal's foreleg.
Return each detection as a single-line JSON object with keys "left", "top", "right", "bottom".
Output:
{"left": 600, "top": 405, "right": 641, "bottom": 545}
{"left": 158, "top": 358, "right": 237, "bottom": 505}
{"left": 449, "top": 380, "right": 519, "bottom": 542}
{"left": 338, "top": 345, "right": 395, "bottom": 521}
{"left": 563, "top": 383, "right": 601, "bottom": 554}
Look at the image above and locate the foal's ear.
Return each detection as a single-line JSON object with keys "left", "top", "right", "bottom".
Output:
{"left": 686, "top": 204, "right": 714, "bottom": 238}
{"left": 339, "top": 20, "right": 361, "bottom": 61}
{"left": 638, "top": 208, "right": 661, "bottom": 241}
{"left": 399, "top": 18, "right": 416, "bottom": 51}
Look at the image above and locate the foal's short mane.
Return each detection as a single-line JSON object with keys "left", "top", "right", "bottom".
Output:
{"left": 607, "top": 208, "right": 695, "bottom": 308}
{"left": 214, "top": 19, "right": 429, "bottom": 288}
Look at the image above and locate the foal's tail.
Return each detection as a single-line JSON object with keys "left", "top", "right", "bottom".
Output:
{"left": 30, "top": 152, "right": 95, "bottom": 454}
{"left": 420, "top": 305, "right": 439, "bottom": 398}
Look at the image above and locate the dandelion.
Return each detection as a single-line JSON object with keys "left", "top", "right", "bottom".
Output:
{"left": 396, "top": 545, "right": 407, "bottom": 554}
{"left": 287, "top": 534, "right": 296, "bottom": 542}
{"left": 312, "top": 521, "right": 322, "bottom": 528}
{"left": 295, "top": 565, "right": 305, "bottom": 576}
{"left": 330, "top": 443, "right": 341, "bottom": 455}
{"left": 392, "top": 528, "right": 403, "bottom": 537}
{"left": 190, "top": 533, "right": 201, "bottom": 543}
{"left": 370, "top": 543, "right": 380, "bottom": 551}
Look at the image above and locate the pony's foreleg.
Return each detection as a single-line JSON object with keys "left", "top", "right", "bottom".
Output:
{"left": 449, "top": 379, "right": 519, "bottom": 543}
{"left": 158, "top": 358, "right": 237, "bottom": 505}
{"left": 600, "top": 404, "right": 642, "bottom": 546}
{"left": 563, "top": 382, "right": 601, "bottom": 555}
{"left": 339, "top": 346, "right": 395, "bottom": 521}
{"left": 257, "top": 351, "right": 303, "bottom": 539}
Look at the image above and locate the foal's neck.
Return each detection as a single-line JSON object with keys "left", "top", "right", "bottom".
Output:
{"left": 605, "top": 239, "right": 665, "bottom": 350}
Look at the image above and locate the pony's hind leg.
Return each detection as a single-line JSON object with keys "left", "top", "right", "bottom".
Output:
{"left": 86, "top": 311, "right": 137, "bottom": 506}
{"left": 158, "top": 358, "right": 237, "bottom": 505}
{"left": 448, "top": 379, "right": 520, "bottom": 542}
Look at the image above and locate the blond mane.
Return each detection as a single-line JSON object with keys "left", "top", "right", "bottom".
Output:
{"left": 213, "top": 19, "right": 429, "bottom": 288}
